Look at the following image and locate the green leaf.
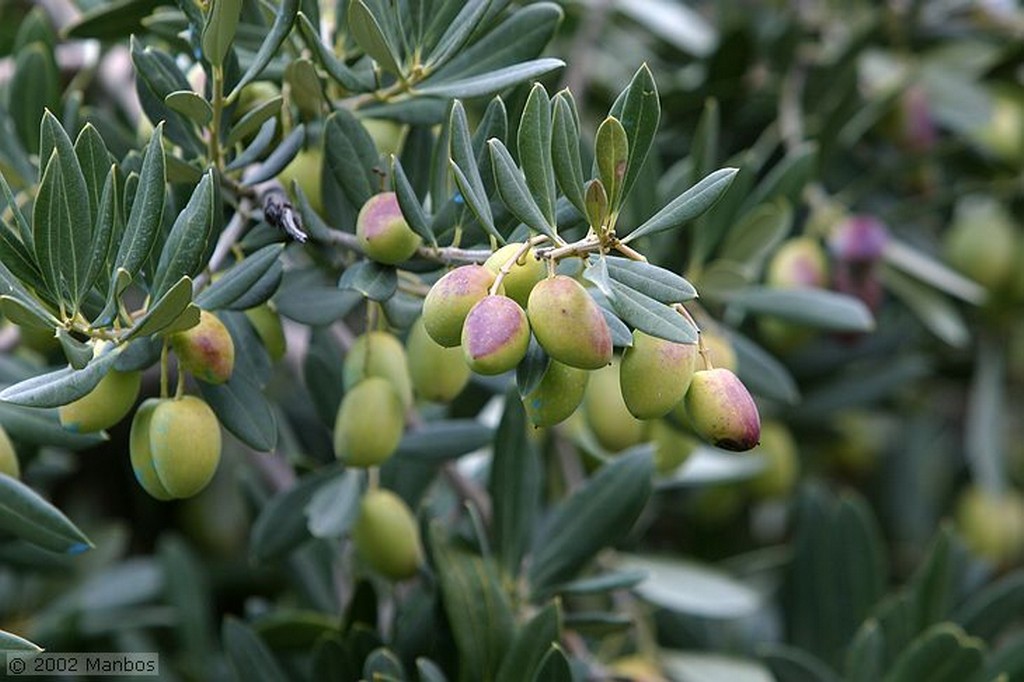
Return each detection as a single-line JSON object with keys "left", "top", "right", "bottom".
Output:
{"left": 324, "top": 110, "right": 377, "bottom": 207}
{"left": 63, "top": 0, "right": 160, "bottom": 40}
{"left": 227, "top": 0, "right": 300, "bottom": 100}
{"left": 416, "top": 659, "right": 449, "bottom": 682}
{"left": 36, "top": 112, "right": 93, "bottom": 306}
{"left": 954, "top": 570, "right": 1024, "bottom": 641}
{"left": 489, "top": 139, "right": 557, "bottom": 240}
{"left": 518, "top": 84, "right": 556, "bottom": 226}
{"left": 152, "top": 171, "right": 216, "bottom": 299}
{"left": 0, "top": 403, "right": 105, "bottom": 450}
{"left": 0, "top": 473, "right": 93, "bottom": 554}
{"left": 594, "top": 116, "right": 629, "bottom": 212}
{"left": 490, "top": 393, "right": 540, "bottom": 576}
{"left": 883, "top": 238, "right": 985, "bottom": 305}
{"left": 729, "top": 331, "right": 800, "bottom": 404}
{"left": 608, "top": 63, "right": 660, "bottom": 204}
{"left": 529, "top": 449, "right": 653, "bottom": 592}
{"left": 723, "top": 287, "right": 875, "bottom": 332}
{"left": 430, "top": 524, "right": 515, "bottom": 682}
{"left": 604, "top": 256, "right": 697, "bottom": 303}
{"left": 250, "top": 466, "right": 343, "bottom": 562}
{"left": 551, "top": 92, "right": 586, "bottom": 216}
{"left": 739, "top": 143, "right": 817, "bottom": 216}
{"left": 608, "top": 280, "right": 698, "bottom": 344}
{"left": 364, "top": 647, "right": 407, "bottom": 681}
{"left": 391, "top": 156, "right": 434, "bottom": 246}
{"left": 164, "top": 90, "right": 212, "bottom": 127}
{"left": 661, "top": 652, "right": 774, "bottom": 682}
{"left": 516, "top": 336, "right": 550, "bottom": 398}
{"left": 0, "top": 295, "right": 58, "bottom": 330}
{"left": 881, "top": 623, "right": 985, "bottom": 682}
{"left": 284, "top": 58, "right": 325, "bottom": 118}
{"left": 718, "top": 199, "right": 793, "bottom": 269}
{"left": 305, "top": 469, "right": 363, "bottom": 539}
{"left": 338, "top": 261, "right": 397, "bottom": 301}
{"left": 0, "top": 223, "right": 42, "bottom": 294}
{"left": 449, "top": 101, "right": 498, "bottom": 240}
{"left": 222, "top": 617, "right": 288, "bottom": 682}
{"left": 426, "top": 4, "right": 563, "bottom": 84}
{"left": 883, "top": 268, "right": 969, "bottom": 348}
{"left": 199, "top": 370, "right": 277, "bottom": 452}
{"left": 274, "top": 269, "right": 362, "bottom": 325}
{"left": 242, "top": 123, "right": 306, "bottom": 186}
{"left": 0, "top": 171, "right": 33, "bottom": 248}
{"left": 394, "top": 420, "right": 494, "bottom": 463}
{"left": 57, "top": 328, "right": 92, "bottom": 369}
{"left": 496, "top": 601, "right": 561, "bottom": 682}
{"left": 618, "top": 554, "right": 762, "bottom": 618}
{"left": 624, "top": 167, "right": 738, "bottom": 243}
{"left": 348, "top": 0, "right": 402, "bottom": 75}
{"left": 0, "top": 347, "right": 120, "bottom": 408}
{"left": 846, "top": 620, "right": 885, "bottom": 682}
{"left": 10, "top": 44, "right": 59, "bottom": 155}
{"left": 73, "top": 123, "right": 112, "bottom": 227}
{"left": 130, "top": 37, "right": 203, "bottom": 155}
{"left": 295, "top": 12, "right": 373, "bottom": 93}
{"left": 416, "top": 59, "right": 566, "bottom": 99}
{"left": 424, "top": 0, "right": 490, "bottom": 70}
{"left": 159, "top": 535, "right": 216, "bottom": 672}
{"left": 0, "top": 628, "right": 43, "bottom": 652}
{"left": 757, "top": 644, "right": 841, "bottom": 682}
{"left": 584, "top": 179, "right": 609, "bottom": 231}
{"left": 126, "top": 277, "right": 196, "bottom": 341}
{"left": 532, "top": 645, "right": 572, "bottom": 682}
{"left": 198, "top": 244, "right": 285, "bottom": 311}
{"left": 114, "top": 123, "right": 166, "bottom": 280}
{"left": 201, "top": 0, "right": 243, "bottom": 67}
{"left": 81, "top": 165, "right": 118, "bottom": 299}
{"left": 226, "top": 96, "right": 283, "bottom": 148}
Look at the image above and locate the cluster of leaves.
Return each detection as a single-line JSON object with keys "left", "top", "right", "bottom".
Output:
{"left": 0, "top": 1, "right": 1023, "bottom": 682}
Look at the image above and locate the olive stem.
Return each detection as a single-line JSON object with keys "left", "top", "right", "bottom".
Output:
{"left": 159, "top": 342, "right": 170, "bottom": 398}
{"left": 673, "top": 303, "right": 713, "bottom": 370}
{"left": 489, "top": 236, "right": 547, "bottom": 296}
{"left": 208, "top": 65, "right": 225, "bottom": 173}
{"left": 368, "top": 466, "right": 380, "bottom": 491}
{"left": 612, "top": 239, "right": 648, "bottom": 262}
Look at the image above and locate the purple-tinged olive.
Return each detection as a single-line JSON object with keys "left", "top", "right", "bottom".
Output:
{"left": 682, "top": 368, "right": 760, "bottom": 452}
{"left": 356, "top": 192, "right": 422, "bottom": 265}
{"left": 461, "top": 295, "right": 530, "bottom": 375}
{"left": 422, "top": 265, "right": 497, "bottom": 347}
{"left": 527, "top": 276, "right": 612, "bottom": 370}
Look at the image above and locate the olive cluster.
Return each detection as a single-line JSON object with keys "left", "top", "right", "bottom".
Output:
{"left": 54, "top": 310, "right": 245, "bottom": 501}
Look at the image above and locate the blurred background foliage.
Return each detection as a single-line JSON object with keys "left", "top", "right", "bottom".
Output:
{"left": 0, "top": 1, "right": 1023, "bottom": 681}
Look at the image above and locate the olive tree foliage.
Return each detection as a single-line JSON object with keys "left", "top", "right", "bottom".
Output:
{"left": 0, "top": 1, "right": 1023, "bottom": 681}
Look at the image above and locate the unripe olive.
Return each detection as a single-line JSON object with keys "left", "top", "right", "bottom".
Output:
{"left": 406, "top": 317, "right": 470, "bottom": 402}
{"left": 129, "top": 398, "right": 174, "bottom": 501}
{"left": 826, "top": 411, "right": 890, "bottom": 475}
{"left": 278, "top": 147, "right": 323, "bottom": 216}
{"left": 767, "top": 237, "right": 829, "bottom": 289}
{"left": 422, "top": 265, "right": 497, "bottom": 347}
{"left": 245, "top": 304, "right": 287, "bottom": 361}
{"left": 748, "top": 420, "right": 799, "bottom": 499}
{"left": 461, "top": 295, "right": 530, "bottom": 375}
{"left": 171, "top": 309, "right": 235, "bottom": 384}
{"left": 683, "top": 368, "right": 760, "bottom": 452}
{"left": 59, "top": 369, "right": 142, "bottom": 433}
{"left": 483, "top": 243, "right": 546, "bottom": 308}
{"left": 334, "top": 377, "right": 405, "bottom": 467}
{"left": 969, "top": 88, "right": 1024, "bottom": 165}
{"left": 944, "top": 196, "right": 1017, "bottom": 292}
{"left": 148, "top": 396, "right": 222, "bottom": 499}
{"left": 649, "top": 419, "right": 698, "bottom": 474}
{"left": 356, "top": 192, "right": 422, "bottom": 265}
{"left": 0, "top": 424, "right": 20, "bottom": 479}
{"left": 351, "top": 488, "right": 424, "bottom": 580}
{"left": 584, "top": 360, "right": 646, "bottom": 453}
{"left": 343, "top": 331, "right": 414, "bottom": 408}
{"left": 956, "top": 486, "right": 1024, "bottom": 565}
{"left": 620, "top": 330, "right": 699, "bottom": 419}
{"left": 527, "top": 276, "right": 612, "bottom": 370}
{"left": 524, "top": 360, "right": 589, "bottom": 427}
